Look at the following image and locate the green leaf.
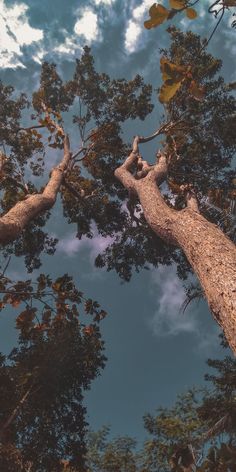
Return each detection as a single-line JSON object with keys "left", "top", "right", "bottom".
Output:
{"left": 169, "top": 0, "right": 186, "bottom": 10}
{"left": 186, "top": 7, "right": 198, "bottom": 19}
{"left": 144, "top": 4, "right": 170, "bottom": 29}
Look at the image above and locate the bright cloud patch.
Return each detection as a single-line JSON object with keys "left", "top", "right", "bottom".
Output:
{"left": 74, "top": 9, "right": 99, "bottom": 43}
{"left": 148, "top": 266, "right": 220, "bottom": 354}
{"left": 124, "top": 0, "right": 152, "bottom": 53}
{"left": 0, "top": 0, "right": 43, "bottom": 68}
{"left": 54, "top": 35, "right": 82, "bottom": 57}
{"left": 125, "top": 21, "right": 142, "bottom": 53}
{"left": 149, "top": 267, "right": 199, "bottom": 337}
{"left": 94, "top": 0, "right": 114, "bottom": 4}
{"left": 57, "top": 231, "right": 113, "bottom": 262}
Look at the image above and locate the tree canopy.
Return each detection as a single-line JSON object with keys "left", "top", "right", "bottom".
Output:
{"left": 0, "top": 5, "right": 235, "bottom": 469}
{"left": 83, "top": 349, "right": 236, "bottom": 472}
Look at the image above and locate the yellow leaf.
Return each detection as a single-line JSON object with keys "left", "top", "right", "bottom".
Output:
{"left": 169, "top": 0, "right": 186, "bottom": 9}
{"left": 160, "top": 57, "right": 186, "bottom": 82}
{"left": 144, "top": 3, "right": 170, "bottom": 29}
{"left": 186, "top": 7, "right": 198, "bottom": 19}
{"left": 159, "top": 80, "right": 183, "bottom": 103}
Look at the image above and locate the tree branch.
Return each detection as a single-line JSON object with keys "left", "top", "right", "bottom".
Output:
{"left": 114, "top": 136, "right": 140, "bottom": 193}
{"left": 138, "top": 120, "right": 173, "bottom": 144}
{"left": 186, "top": 190, "right": 200, "bottom": 213}
{"left": 0, "top": 135, "right": 72, "bottom": 246}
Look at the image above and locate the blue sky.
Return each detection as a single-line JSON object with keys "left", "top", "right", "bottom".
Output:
{"left": 0, "top": 0, "right": 235, "bottom": 441}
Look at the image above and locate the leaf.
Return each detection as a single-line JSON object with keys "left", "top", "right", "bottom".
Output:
{"left": 144, "top": 4, "right": 170, "bottom": 29}
{"left": 160, "top": 57, "right": 186, "bottom": 82}
{"left": 16, "top": 308, "right": 36, "bottom": 329}
{"left": 227, "top": 81, "right": 236, "bottom": 90}
{"left": 83, "top": 325, "right": 94, "bottom": 336}
{"left": 84, "top": 299, "right": 93, "bottom": 314}
{"left": 224, "top": 0, "right": 236, "bottom": 6}
{"left": 11, "top": 299, "right": 21, "bottom": 308}
{"left": 159, "top": 79, "right": 183, "bottom": 103}
{"left": 189, "top": 80, "right": 205, "bottom": 101}
{"left": 169, "top": 0, "right": 186, "bottom": 9}
{"left": 186, "top": 7, "right": 198, "bottom": 19}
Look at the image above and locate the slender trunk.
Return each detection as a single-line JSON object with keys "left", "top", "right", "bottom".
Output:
{"left": 0, "top": 385, "right": 33, "bottom": 440}
{"left": 115, "top": 138, "right": 236, "bottom": 354}
{"left": 0, "top": 135, "right": 71, "bottom": 246}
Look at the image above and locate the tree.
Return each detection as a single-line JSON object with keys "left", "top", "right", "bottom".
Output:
{"left": 81, "top": 350, "right": 236, "bottom": 472}
{"left": 0, "top": 32, "right": 235, "bottom": 352}
{"left": 113, "top": 28, "right": 236, "bottom": 353}
{"left": 85, "top": 427, "right": 138, "bottom": 472}
{"left": 0, "top": 272, "right": 107, "bottom": 471}
{"left": 144, "top": 1, "right": 236, "bottom": 33}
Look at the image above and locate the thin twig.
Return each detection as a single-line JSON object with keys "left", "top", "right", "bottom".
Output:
{"left": 0, "top": 256, "right": 11, "bottom": 278}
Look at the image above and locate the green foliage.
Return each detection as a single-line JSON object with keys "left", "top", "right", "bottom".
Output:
{"left": 85, "top": 428, "right": 138, "bottom": 472}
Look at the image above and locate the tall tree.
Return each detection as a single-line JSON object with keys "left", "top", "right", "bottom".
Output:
{"left": 113, "top": 28, "right": 236, "bottom": 353}
{"left": 0, "top": 33, "right": 235, "bottom": 352}
{"left": 0, "top": 272, "right": 107, "bottom": 471}
{"left": 80, "top": 350, "right": 236, "bottom": 472}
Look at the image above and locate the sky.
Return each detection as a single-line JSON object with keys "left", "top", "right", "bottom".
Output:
{"left": 0, "top": 0, "right": 235, "bottom": 443}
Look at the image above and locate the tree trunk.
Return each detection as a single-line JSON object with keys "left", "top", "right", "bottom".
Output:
{"left": 115, "top": 138, "right": 236, "bottom": 354}
{"left": 0, "top": 135, "right": 71, "bottom": 246}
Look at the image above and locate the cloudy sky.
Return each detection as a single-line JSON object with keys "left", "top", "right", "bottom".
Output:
{"left": 0, "top": 0, "right": 235, "bottom": 441}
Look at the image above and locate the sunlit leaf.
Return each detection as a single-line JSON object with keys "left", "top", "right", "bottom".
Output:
{"left": 169, "top": 0, "right": 186, "bottom": 9}
{"left": 186, "top": 7, "right": 198, "bottom": 19}
{"left": 160, "top": 57, "right": 186, "bottom": 82}
{"left": 144, "top": 4, "right": 170, "bottom": 29}
{"left": 159, "top": 79, "right": 183, "bottom": 103}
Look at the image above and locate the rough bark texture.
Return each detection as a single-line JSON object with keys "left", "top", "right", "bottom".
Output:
{"left": 0, "top": 135, "right": 71, "bottom": 246}
{"left": 115, "top": 137, "right": 236, "bottom": 355}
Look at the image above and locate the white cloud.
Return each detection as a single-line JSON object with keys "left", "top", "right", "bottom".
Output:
{"left": 124, "top": 0, "right": 152, "bottom": 53}
{"left": 125, "top": 20, "right": 142, "bottom": 53}
{"left": 57, "top": 231, "right": 113, "bottom": 261}
{"left": 53, "top": 36, "right": 82, "bottom": 57}
{"left": 94, "top": 0, "right": 114, "bottom": 5}
{"left": 0, "top": 0, "right": 43, "bottom": 68}
{"left": 149, "top": 266, "right": 199, "bottom": 337}
{"left": 74, "top": 9, "right": 100, "bottom": 43}
{"left": 148, "top": 266, "right": 221, "bottom": 355}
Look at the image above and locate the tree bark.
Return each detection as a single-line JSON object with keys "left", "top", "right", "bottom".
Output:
{"left": 115, "top": 137, "right": 236, "bottom": 354}
{"left": 0, "top": 135, "right": 71, "bottom": 246}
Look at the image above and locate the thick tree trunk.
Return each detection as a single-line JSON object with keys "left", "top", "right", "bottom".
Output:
{"left": 0, "top": 136, "right": 71, "bottom": 246}
{"left": 115, "top": 138, "right": 236, "bottom": 354}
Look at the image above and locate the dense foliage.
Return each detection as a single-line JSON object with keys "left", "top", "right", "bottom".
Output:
{"left": 0, "top": 272, "right": 106, "bottom": 471}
